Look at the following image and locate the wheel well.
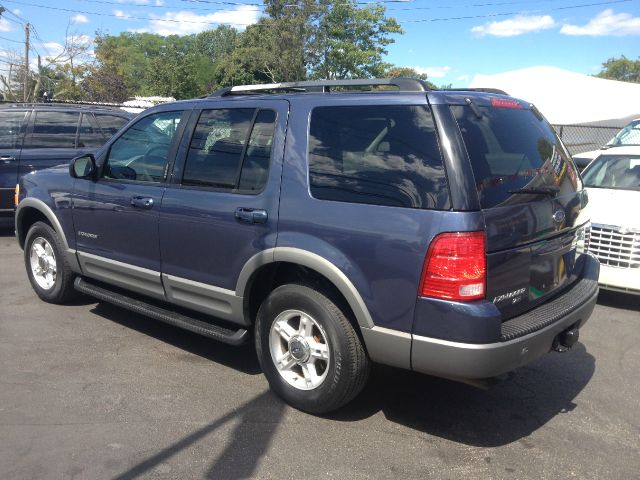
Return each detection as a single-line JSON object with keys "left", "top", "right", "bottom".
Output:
{"left": 244, "top": 262, "right": 359, "bottom": 331}
{"left": 17, "top": 208, "right": 52, "bottom": 248}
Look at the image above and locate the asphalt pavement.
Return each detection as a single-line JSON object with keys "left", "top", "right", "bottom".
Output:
{"left": 1, "top": 226, "right": 639, "bottom": 479}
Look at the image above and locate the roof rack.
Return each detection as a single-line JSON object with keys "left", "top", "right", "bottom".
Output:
{"left": 209, "top": 78, "right": 430, "bottom": 97}
{"left": 0, "top": 100, "right": 127, "bottom": 109}
{"left": 441, "top": 87, "right": 509, "bottom": 95}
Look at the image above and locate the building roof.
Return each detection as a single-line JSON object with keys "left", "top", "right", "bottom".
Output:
{"left": 470, "top": 66, "right": 640, "bottom": 125}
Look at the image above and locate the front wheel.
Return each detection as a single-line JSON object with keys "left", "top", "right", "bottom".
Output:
{"left": 255, "top": 283, "right": 370, "bottom": 414}
{"left": 24, "top": 221, "right": 78, "bottom": 304}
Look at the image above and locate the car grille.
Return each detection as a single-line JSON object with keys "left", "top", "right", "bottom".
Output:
{"left": 587, "top": 224, "right": 640, "bottom": 269}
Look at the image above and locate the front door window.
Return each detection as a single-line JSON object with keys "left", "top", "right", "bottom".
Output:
{"left": 104, "top": 111, "right": 183, "bottom": 183}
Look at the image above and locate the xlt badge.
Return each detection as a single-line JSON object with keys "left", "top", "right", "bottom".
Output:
{"left": 78, "top": 231, "right": 98, "bottom": 239}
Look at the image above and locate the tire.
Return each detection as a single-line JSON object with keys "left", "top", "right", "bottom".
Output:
{"left": 255, "top": 283, "right": 370, "bottom": 414}
{"left": 24, "top": 221, "right": 78, "bottom": 304}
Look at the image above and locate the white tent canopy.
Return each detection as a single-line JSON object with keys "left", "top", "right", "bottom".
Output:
{"left": 469, "top": 66, "right": 640, "bottom": 125}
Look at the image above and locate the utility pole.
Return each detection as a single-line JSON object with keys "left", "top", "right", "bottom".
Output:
{"left": 23, "top": 22, "right": 30, "bottom": 101}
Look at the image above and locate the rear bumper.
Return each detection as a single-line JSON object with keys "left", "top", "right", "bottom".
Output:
{"left": 411, "top": 253, "right": 599, "bottom": 379}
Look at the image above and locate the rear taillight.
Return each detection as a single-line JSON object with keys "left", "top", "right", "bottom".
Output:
{"left": 419, "top": 232, "right": 486, "bottom": 301}
{"left": 14, "top": 184, "right": 19, "bottom": 208}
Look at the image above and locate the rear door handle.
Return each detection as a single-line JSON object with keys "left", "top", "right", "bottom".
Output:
{"left": 1, "top": 156, "right": 15, "bottom": 163}
{"left": 235, "top": 207, "right": 268, "bottom": 224}
{"left": 131, "top": 196, "right": 154, "bottom": 209}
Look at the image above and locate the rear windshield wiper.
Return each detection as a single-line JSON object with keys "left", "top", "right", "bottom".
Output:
{"left": 508, "top": 186, "right": 559, "bottom": 196}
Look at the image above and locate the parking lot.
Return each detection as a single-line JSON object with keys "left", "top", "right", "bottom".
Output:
{"left": 0, "top": 226, "right": 638, "bottom": 480}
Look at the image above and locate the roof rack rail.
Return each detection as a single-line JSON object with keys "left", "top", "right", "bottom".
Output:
{"left": 209, "top": 77, "right": 430, "bottom": 97}
{"left": 0, "top": 100, "right": 126, "bottom": 109}
{"left": 441, "top": 87, "right": 509, "bottom": 95}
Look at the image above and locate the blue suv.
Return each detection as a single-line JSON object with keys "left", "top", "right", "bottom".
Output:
{"left": 15, "top": 79, "right": 599, "bottom": 413}
{"left": 0, "top": 103, "right": 132, "bottom": 225}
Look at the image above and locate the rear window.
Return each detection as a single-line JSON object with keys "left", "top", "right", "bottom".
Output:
{"left": 452, "top": 103, "right": 580, "bottom": 208}
{"left": 308, "top": 105, "right": 449, "bottom": 209}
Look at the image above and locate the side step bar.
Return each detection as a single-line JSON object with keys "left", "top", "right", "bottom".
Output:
{"left": 74, "top": 277, "right": 249, "bottom": 346}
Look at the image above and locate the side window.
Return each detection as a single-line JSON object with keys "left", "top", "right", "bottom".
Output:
{"left": 239, "top": 110, "right": 277, "bottom": 192}
{"left": 0, "top": 110, "right": 27, "bottom": 149}
{"left": 182, "top": 108, "right": 276, "bottom": 192}
{"left": 308, "top": 105, "right": 449, "bottom": 209}
{"left": 95, "top": 114, "right": 129, "bottom": 137}
{"left": 104, "top": 110, "right": 183, "bottom": 183}
{"left": 78, "top": 113, "right": 105, "bottom": 148}
{"left": 26, "top": 111, "right": 80, "bottom": 148}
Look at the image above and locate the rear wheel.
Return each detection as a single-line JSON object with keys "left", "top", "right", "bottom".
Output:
{"left": 24, "top": 221, "right": 78, "bottom": 304}
{"left": 255, "top": 283, "right": 369, "bottom": 414}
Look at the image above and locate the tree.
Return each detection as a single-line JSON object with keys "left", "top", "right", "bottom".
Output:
{"left": 40, "top": 25, "right": 93, "bottom": 100}
{"left": 222, "top": 0, "right": 403, "bottom": 83}
{"left": 311, "top": 1, "right": 402, "bottom": 79}
{"left": 595, "top": 55, "right": 640, "bottom": 83}
{"left": 81, "top": 68, "right": 129, "bottom": 103}
{"left": 144, "top": 45, "right": 202, "bottom": 99}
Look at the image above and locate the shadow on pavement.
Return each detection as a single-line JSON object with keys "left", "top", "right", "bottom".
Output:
{"left": 113, "top": 390, "right": 285, "bottom": 480}
{"left": 327, "top": 343, "right": 595, "bottom": 447}
{"left": 597, "top": 290, "right": 640, "bottom": 312}
{"left": 90, "top": 301, "right": 262, "bottom": 376}
{"left": 86, "top": 298, "right": 594, "bottom": 449}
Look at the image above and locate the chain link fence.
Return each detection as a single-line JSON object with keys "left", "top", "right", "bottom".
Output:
{"left": 552, "top": 124, "right": 620, "bottom": 156}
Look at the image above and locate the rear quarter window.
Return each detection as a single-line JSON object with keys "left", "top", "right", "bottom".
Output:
{"left": 308, "top": 105, "right": 450, "bottom": 210}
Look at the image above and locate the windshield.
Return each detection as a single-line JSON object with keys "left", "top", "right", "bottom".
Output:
{"left": 607, "top": 120, "right": 640, "bottom": 147}
{"left": 452, "top": 103, "right": 581, "bottom": 208}
{"left": 582, "top": 155, "right": 640, "bottom": 191}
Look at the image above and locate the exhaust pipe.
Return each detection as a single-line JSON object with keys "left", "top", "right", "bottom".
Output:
{"left": 552, "top": 327, "right": 579, "bottom": 353}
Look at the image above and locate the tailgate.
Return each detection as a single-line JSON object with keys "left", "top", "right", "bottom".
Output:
{"left": 450, "top": 95, "right": 589, "bottom": 319}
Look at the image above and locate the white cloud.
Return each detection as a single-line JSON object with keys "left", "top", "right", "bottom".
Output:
{"left": 411, "top": 66, "right": 451, "bottom": 79}
{"left": 41, "top": 35, "right": 93, "bottom": 61}
{"left": 456, "top": 74, "right": 470, "bottom": 82}
{"left": 560, "top": 9, "right": 640, "bottom": 36}
{"left": 471, "top": 14, "right": 556, "bottom": 37}
{"left": 155, "top": 0, "right": 164, "bottom": 5}
{"left": 13, "top": 9, "right": 21, "bottom": 15}
{"left": 71, "top": 14, "right": 89, "bottom": 24}
{"left": 114, "top": 9, "right": 134, "bottom": 20}
{"left": 117, "top": 0, "right": 150, "bottom": 4}
{"left": 42, "top": 42, "right": 65, "bottom": 58}
{"left": 0, "top": 18, "right": 13, "bottom": 32}
{"left": 133, "top": 7, "right": 260, "bottom": 35}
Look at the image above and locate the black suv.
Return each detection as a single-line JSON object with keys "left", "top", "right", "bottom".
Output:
{"left": 0, "top": 103, "right": 132, "bottom": 224}
{"left": 15, "top": 79, "right": 599, "bottom": 413}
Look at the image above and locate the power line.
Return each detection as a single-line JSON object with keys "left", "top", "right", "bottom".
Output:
{"left": 78, "top": 0, "right": 262, "bottom": 12}
{"left": 388, "top": 0, "right": 559, "bottom": 11}
{"left": 3, "top": 5, "right": 28, "bottom": 23}
{"left": 2, "top": 0, "right": 262, "bottom": 25}
{"left": 0, "top": 34, "right": 23, "bottom": 44}
{"left": 399, "top": 0, "right": 632, "bottom": 22}
{"left": 0, "top": 0, "right": 633, "bottom": 27}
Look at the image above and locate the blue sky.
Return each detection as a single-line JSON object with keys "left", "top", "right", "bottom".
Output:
{"left": 0, "top": 0, "right": 638, "bottom": 86}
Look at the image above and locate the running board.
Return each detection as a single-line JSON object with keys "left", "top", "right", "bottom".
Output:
{"left": 74, "top": 277, "right": 249, "bottom": 346}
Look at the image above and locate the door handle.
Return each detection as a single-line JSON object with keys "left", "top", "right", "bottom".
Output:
{"left": 131, "top": 196, "right": 154, "bottom": 209}
{"left": 235, "top": 207, "right": 268, "bottom": 224}
{"left": 0, "top": 156, "right": 15, "bottom": 163}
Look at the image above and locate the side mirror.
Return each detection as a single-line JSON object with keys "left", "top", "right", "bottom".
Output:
{"left": 69, "top": 154, "right": 97, "bottom": 180}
